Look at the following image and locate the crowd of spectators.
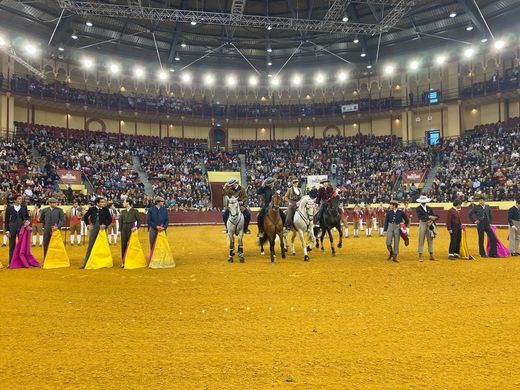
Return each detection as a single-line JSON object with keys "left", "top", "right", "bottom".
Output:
{"left": 429, "top": 117, "right": 520, "bottom": 202}
{"left": 461, "top": 65, "right": 520, "bottom": 98}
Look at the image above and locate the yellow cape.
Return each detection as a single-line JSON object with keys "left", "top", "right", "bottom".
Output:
{"left": 149, "top": 231, "right": 175, "bottom": 269}
{"left": 85, "top": 230, "right": 114, "bottom": 269}
{"left": 43, "top": 230, "right": 70, "bottom": 269}
{"left": 124, "top": 230, "right": 147, "bottom": 269}
{"left": 460, "top": 227, "right": 475, "bottom": 260}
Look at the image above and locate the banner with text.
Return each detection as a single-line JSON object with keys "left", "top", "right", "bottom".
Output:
{"left": 341, "top": 103, "right": 359, "bottom": 113}
{"left": 57, "top": 170, "right": 82, "bottom": 185}
{"left": 401, "top": 170, "right": 426, "bottom": 184}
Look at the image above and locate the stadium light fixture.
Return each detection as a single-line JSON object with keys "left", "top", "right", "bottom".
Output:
{"left": 384, "top": 64, "right": 395, "bottom": 76}
{"left": 337, "top": 71, "right": 348, "bottom": 83}
{"left": 266, "top": 46, "right": 272, "bottom": 53}
{"left": 190, "top": 20, "right": 197, "bottom": 26}
{"left": 409, "top": 59, "right": 420, "bottom": 71}
{"left": 0, "top": 36, "right": 8, "bottom": 47}
{"left": 180, "top": 42, "right": 187, "bottom": 48}
{"left": 181, "top": 72, "right": 192, "bottom": 84}
{"left": 435, "top": 54, "right": 447, "bottom": 65}
{"left": 226, "top": 74, "right": 237, "bottom": 88}
{"left": 58, "top": 45, "right": 65, "bottom": 52}
{"left": 134, "top": 66, "right": 145, "bottom": 79}
{"left": 270, "top": 76, "right": 281, "bottom": 87}
{"left": 174, "top": 55, "right": 180, "bottom": 61}
{"left": 466, "top": 24, "right": 473, "bottom": 31}
{"left": 267, "top": 61, "right": 273, "bottom": 66}
{"left": 71, "top": 32, "right": 78, "bottom": 40}
{"left": 108, "top": 62, "right": 120, "bottom": 75}
{"left": 86, "top": 20, "right": 93, "bottom": 27}
{"left": 463, "top": 47, "right": 475, "bottom": 59}
{"left": 157, "top": 69, "right": 168, "bottom": 82}
{"left": 203, "top": 73, "right": 215, "bottom": 86}
{"left": 360, "top": 50, "right": 366, "bottom": 57}
{"left": 23, "top": 42, "right": 39, "bottom": 57}
{"left": 314, "top": 72, "right": 326, "bottom": 85}
{"left": 353, "top": 36, "right": 359, "bottom": 44}
{"left": 449, "top": 11, "right": 457, "bottom": 18}
{"left": 494, "top": 39, "right": 505, "bottom": 50}
{"left": 248, "top": 75, "right": 258, "bottom": 87}
{"left": 291, "top": 74, "right": 302, "bottom": 87}
{"left": 481, "top": 37, "right": 488, "bottom": 43}
{"left": 342, "top": 16, "right": 349, "bottom": 22}
{"left": 169, "top": 68, "right": 175, "bottom": 72}
{"left": 81, "top": 57, "right": 94, "bottom": 70}
{"left": 366, "top": 64, "right": 372, "bottom": 69}
{"left": 267, "top": 73, "right": 273, "bottom": 78}
{"left": 267, "top": 25, "right": 272, "bottom": 31}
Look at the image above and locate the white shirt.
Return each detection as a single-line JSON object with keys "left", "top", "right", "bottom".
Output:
{"left": 14, "top": 204, "right": 21, "bottom": 212}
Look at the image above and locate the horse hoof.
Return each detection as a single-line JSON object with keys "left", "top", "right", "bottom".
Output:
{"left": 239, "top": 258, "right": 245, "bottom": 263}
{"left": 228, "top": 258, "right": 234, "bottom": 263}
{"left": 304, "top": 255, "right": 309, "bottom": 261}
{"left": 282, "top": 254, "right": 286, "bottom": 259}
{"left": 292, "top": 252, "right": 296, "bottom": 256}
{"left": 332, "top": 252, "right": 336, "bottom": 257}
{"left": 321, "top": 248, "right": 324, "bottom": 252}
{"left": 260, "top": 251, "right": 265, "bottom": 256}
{"left": 338, "top": 243, "right": 342, "bottom": 248}
{"left": 307, "top": 246, "right": 312, "bottom": 252}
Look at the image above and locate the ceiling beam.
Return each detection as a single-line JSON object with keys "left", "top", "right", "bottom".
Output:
{"left": 348, "top": 3, "right": 372, "bottom": 63}
{"left": 456, "top": 0, "right": 488, "bottom": 36}
{"left": 167, "top": 0, "right": 187, "bottom": 64}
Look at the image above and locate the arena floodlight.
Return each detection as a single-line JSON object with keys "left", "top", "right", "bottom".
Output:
{"left": 384, "top": 64, "right": 395, "bottom": 76}
{"left": 270, "top": 76, "right": 280, "bottom": 87}
{"left": 337, "top": 71, "right": 348, "bottom": 83}
{"left": 366, "top": 64, "right": 372, "bottom": 69}
{"left": 181, "top": 72, "right": 192, "bottom": 84}
{"left": 86, "top": 20, "right": 93, "bottom": 27}
{"left": 58, "top": 45, "right": 65, "bottom": 52}
{"left": 435, "top": 54, "right": 447, "bottom": 65}
{"left": 342, "top": 16, "right": 349, "bottom": 22}
{"left": 360, "top": 50, "right": 366, "bottom": 57}
{"left": 409, "top": 59, "right": 420, "bottom": 71}
{"left": 291, "top": 74, "right": 302, "bottom": 87}
{"left": 314, "top": 72, "right": 326, "bottom": 85}
{"left": 267, "top": 61, "right": 273, "bottom": 66}
{"left": 157, "top": 69, "right": 168, "bottom": 82}
{"left": 169, "top": 68, "right": 175, "bottom": 72}
{"left": 449, "top": 11, "right": 457, "bottom": 18}
{"left": 481, "top": 37, "right": 488, "bottom": 43}
{"left": 190, "top": 19, "right": 197, "bottom": 26}
{"left": 81, "top": 57, "right": 94, "bottom": 70}
{"left": 226, "top": 74, "right": 237, "bottom": 88}
{"left": 108, "top": 62, "right": 120, "bottom": 75}
{"left": 180, "top": 42, "right": 187, "bottom": 48}
{"left": 134, "top": 66, "right": 145, "bottom": 79}
{"left": 466, "top": 24, "right": 473, "bottom": 31}
{"left": 23, "top": 42, "right": 39, "bottom": 57}
{"left": 248, "top": 75, "right": 258, "bottom": 87}
{"left": 463, "top": 47, "right": 475, "bottom": 59}
{"left": 203, "top": 73, "right": 215, "bottom": 86}
{"left": 494, "top": 39, "right": 505, "bottom": 50}
{"left": 71, "top": 32, "right": 78, "bottom": 40}
{"left": 353, "top": 36, "right": 359, "bottom": 44}
{"left": 0, "top": 36, "right": 7, "bottom": 47}
{"left": 174, "top": 55, "right": 180, "bottom": 61}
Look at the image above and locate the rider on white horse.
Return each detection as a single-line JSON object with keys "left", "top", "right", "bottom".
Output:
{"left": 223, "top": 178, "right": 251, "bottom": 234}
{"left": 284, "top": 176, "right": 302, "bottom": 232}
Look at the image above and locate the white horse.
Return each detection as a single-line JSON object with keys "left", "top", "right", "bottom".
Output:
{"left": 226, "top": 196, "right": 245, "bottom": 263}
{"left": 286, "top": 195, "right": 317, "bottom": 261}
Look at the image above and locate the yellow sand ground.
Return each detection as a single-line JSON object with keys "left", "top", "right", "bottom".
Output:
{"left": 0, "top": 226, "right": 519, "bottom": 389}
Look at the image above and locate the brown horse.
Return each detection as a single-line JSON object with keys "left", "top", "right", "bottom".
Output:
{"left": 259, "top": 194, "right": 286, "bottom": 263}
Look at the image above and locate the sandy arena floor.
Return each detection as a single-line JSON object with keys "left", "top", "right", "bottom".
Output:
{"left": 1, "top": 225, "right": 519, "bottom": 389}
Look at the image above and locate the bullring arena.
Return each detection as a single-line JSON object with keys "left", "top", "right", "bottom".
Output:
{"left": 1, "top": 0, "right": 520, "bottom": 388}
{"left": 1, "top": 222, "right": 520, "bottom": 388}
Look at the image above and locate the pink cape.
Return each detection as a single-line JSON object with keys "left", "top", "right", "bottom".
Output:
{"left": 9, "top": 226, "right": 40, "bottom": 269}
{"left": 487, "top": 225, "right": 510, "bottom": 258}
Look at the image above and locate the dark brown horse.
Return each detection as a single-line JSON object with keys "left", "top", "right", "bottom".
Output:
{"left": 259, "top": 194, "right": 286, "bottom": 262}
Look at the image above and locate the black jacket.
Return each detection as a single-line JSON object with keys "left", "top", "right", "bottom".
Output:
{"left": 384, "top": 209, "right": 409, "bottom": 231}
{"left": 468, "top": 204, "right": 492, "bottom": 225}
{"left": 415, "top": 205, "right": 435, "bottom": 222}
{"left": 83, "top": 206, "right": 112, "bottom": 227}
{"left": 5, "top": 204, "right": 30, "bottom": 232}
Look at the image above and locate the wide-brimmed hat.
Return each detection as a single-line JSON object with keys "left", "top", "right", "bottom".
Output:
{"left": 227, "top": 178, "right": 238, "bottom": 186}
{"left": 264, "top": 178, "right": 276, "bottom": 186}
{"left": 290, "top": 176, "right": 298, "bottom": 183}
{"left": 48, "top": 197, "right": 58, "bottom": 204}
{"left": 416, "top": 195, "right": 431, "bottom": 203}
{"left": 155, "top": 196, "right": 165, "bottom": 203}
{"left": 389, "top": 199, "right": 399, "bottom": 206}
{"left": 320, "top": 178, "right": 330, "bottom": 184}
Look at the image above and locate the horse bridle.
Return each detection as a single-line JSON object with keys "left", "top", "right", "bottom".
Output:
{"left": 296, "top": 201, "right": 315, "bottom": 231}
{"left": 228, "top": 201, "right": 243, "bottom": 231}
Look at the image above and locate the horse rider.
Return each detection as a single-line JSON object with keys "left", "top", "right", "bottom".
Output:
{"left": 284, "top": 176, "right": 302, "bottom": 232}
{"left": 315, "top": 177, "right": 335, "bottom": 227}
{"left": 223, "top": 178, "right": 251, "bottom": 234}
{"left": 257, "top": 177, "right": 285, "bottom": 237}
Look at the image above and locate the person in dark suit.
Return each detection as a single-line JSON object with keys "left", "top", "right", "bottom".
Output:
{"left": 446, "top": 199, "right": 462, "bottom": 260}
{"left": 81, "top": 197, "right": 112, "bottom": 268}
{"left": 5, "top": 195, "right": 30, "bottom": 265}
{"left": 415, "top": 195, "right": 439, "bottom": 261}
{"left": 508, "top": 199, "right": 520, "bottom": 256}
{"left": 383, "top": 200, "right": 409, "bottom": 263}
{"left": 468, "top": 195, "right": 497, "bottom": 257}
{"left": 40, "top": 197, "right": 65, "bottom": 257}
{"left": 120, "top": 198, "right": 141, "bottom": 265}
{"left": 147, "top": 196, "right": 169, "bottom": 251}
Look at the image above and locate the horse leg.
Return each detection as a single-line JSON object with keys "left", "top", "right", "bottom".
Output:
{"left": 270, "top": 237, "right": 276, "bottom": 263}
{"left": 320, "top": 227, "right": 326, "bottom": 252}
{"left": 315, "top": 226, "right": 321, "bottom": 248}
{"left": 337, "top": 222, "right": 343, "bottom": 249}
{"left": 291, "top": 230, "right": 296, "bottom": 255}
{"left": 328, "top": 228, "right": 336, "bottom": 256}
{"left": 299, "top": 229, "right": 309, "bottom": 261}
{"left": 228, "top": 233, "right": 235, "bottom": 263}
{"left": 280, "top": 231, "right": 286, "bottom": 259}
{"left": 238, "top": 232, "right": 244, "bottom": 263}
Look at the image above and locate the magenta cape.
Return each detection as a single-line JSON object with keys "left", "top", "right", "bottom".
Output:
{"left": 9, "top": 226, "right": 40, "bottom": 269}
{"left": 487, "top": 225, "right": 510, "bottom": 258}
